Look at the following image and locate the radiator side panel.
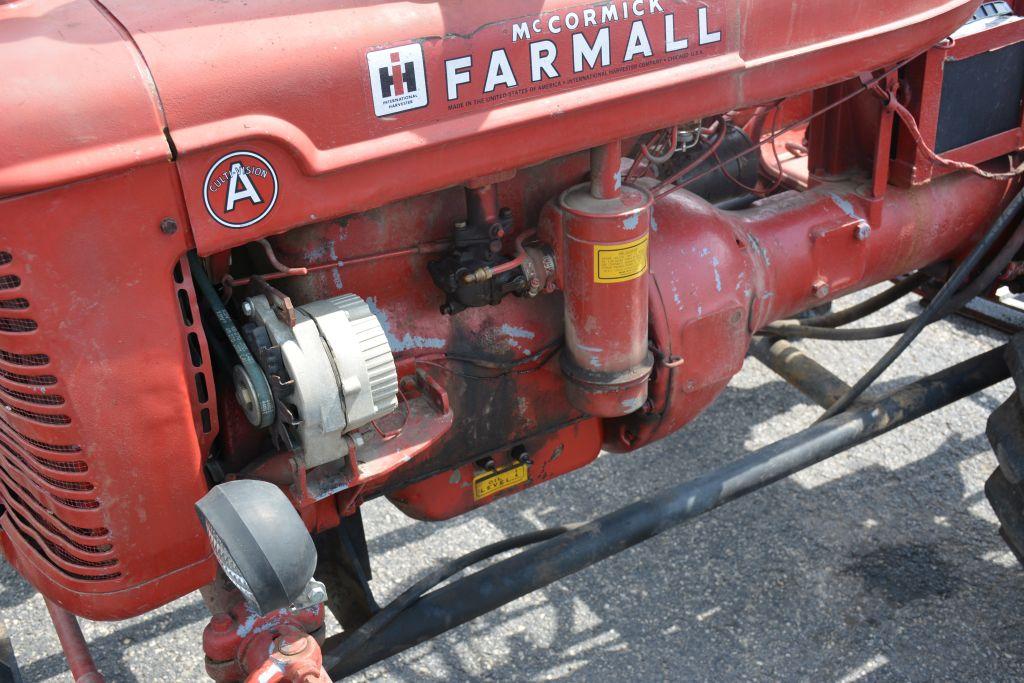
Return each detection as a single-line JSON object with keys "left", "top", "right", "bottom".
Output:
{"left": 0, "top": 162, "right": 216, "bottom": 620}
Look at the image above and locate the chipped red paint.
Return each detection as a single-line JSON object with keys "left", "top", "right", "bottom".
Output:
{"left": 0, "top": 0, "right": 1003, "bottom": 629}
{"left": 542, "top": 145, "right": 656, "bottom": 418}
{"left": 203, "top": 595, "right": 326, "bottom": 682}
{"left": 389, "top": 419, "right": 603, "bottom": 521}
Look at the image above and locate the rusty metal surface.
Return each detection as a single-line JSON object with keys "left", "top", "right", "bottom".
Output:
{"left": 0, "top": 0, "right": 1014, "bottom": 649}
{"left": 3, "top": 286, "right": 1021, "bottom": 681}
{"left": 748, "top": 337, "right": 852, "bottom": 408}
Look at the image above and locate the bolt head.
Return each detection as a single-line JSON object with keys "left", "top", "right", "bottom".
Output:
{"left": 241, "top": 300, "right": 255, "bottom": 317}
{"left": 812, "top": 280, "right": 830, "bottom": 299}
{"left": 159, "top": 218, "right": 178, "bottom": 235}
{"left": 276, "top": 634, "right": 308, "bottom": 657}
{"left": 855, "top": 222, "right": 871, "bottom": 241}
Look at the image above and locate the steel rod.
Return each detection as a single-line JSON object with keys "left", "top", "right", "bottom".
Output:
{"left": 748, "top": 337, "right": 852, "bottom": 408}
{"left": 325, "top": 345, "right": 1008, "bottom": 679}
{"left": 44, "top": 599, "right": 103, "bottom": 683}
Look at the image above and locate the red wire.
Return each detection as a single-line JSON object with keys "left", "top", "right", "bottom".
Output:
{"left": 758, "top": 104, "right": 788, "bottom": 196}
{"left": 626, "top": 128, "right": 667, "bottom": 182}
{"left": 876, "top": 83, "right": 1024, "bottom": 180}
{"left": 650, "top": 118, "right": 728, "bottom": 193}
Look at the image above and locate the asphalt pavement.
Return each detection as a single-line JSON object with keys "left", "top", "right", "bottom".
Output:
{"left": 3, "top": 287, "right": 1024, "bottom": 682}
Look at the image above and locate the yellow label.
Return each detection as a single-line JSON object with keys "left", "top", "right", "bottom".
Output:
{"left": 594, "top": 234, "right": 649, "bottom": 283}
{"left": 473, "top": 463, "right": 529, "bottom": 500}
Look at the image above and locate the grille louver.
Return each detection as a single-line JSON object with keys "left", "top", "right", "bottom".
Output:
{"left": 0, "top": 251, "right": 119, "bottom": 582}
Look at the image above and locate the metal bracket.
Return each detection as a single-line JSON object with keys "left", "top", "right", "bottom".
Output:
{"left": 251, "top": 275, "right": 297, "bottom": 327}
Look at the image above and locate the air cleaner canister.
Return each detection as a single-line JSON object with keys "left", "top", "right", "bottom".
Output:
{"left": 544, "top": 143, "right": 655, "bottom": 417}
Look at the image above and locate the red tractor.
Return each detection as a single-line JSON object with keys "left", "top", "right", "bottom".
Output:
{"left": 3, "top": 1, "right": 1024, "bottom": 680}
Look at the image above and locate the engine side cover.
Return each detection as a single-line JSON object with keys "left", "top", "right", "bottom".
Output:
{"left": 252, "top": 294, "right": 398, "bottom": 468}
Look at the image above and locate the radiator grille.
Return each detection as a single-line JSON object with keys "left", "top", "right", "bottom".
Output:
{"left": 0, "top": 368, "right": 57, "bottom": 386}
{"left": 0, "top": 251, "right": 119, "bottom": 582}
{"left": 0, "top": 349, "right": 49, "bottom": 367}
{"left": 0, "top": 318, "right": 36, "bottom": 333}
{"left": 0, "top": 298, "right": 28, "bottom": 310}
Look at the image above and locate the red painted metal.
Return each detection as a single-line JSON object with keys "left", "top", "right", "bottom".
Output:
{"left": 544, "top": 145, "right": 655, "bottom": 417}
{"left": 892, "top": 15, "right": 1024, "bottom": 187}
{"left": 0, "top": 0, "right": 1007, "bottom": 633}
{"left": 241, "top": 626, "right": 330, "bottom": 683}
{"left": 611, "top": 171, "right": 1016, "bottom": 450}
{"left": 202, "top": 594, "right": 326, "bottom": 683}
{"left": 389, "top": 419, "right": 603, "bottom": 521}
{"left": 0, "top": 162, "right": 216, "bottom": 621}
{"left": 48, "top": 0, "right": 980, "bottom": 257}
{"left": 241, "top": 372, "right": 454, "bottom": 524}
{"left": 264, "top": 157, "right": 592, "bottom": 517}
{"left": 44, "top": 597, "right": 104, "bottom": 683}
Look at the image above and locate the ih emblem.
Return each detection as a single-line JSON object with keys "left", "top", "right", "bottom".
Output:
{"left": 203, "top": 151, "right": 279, "bottom": 229}
{"left": 367, "top": 44, "right": 428, "bottom": 116}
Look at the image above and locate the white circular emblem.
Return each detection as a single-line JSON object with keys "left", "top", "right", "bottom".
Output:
{"left": 203, "top": 151, "right": 280, "bottom": 229}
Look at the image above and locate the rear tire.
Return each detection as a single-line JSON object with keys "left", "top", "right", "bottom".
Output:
{"left": 985, "top": 338, "right": 1024, "bottom": 566}
{"left": 985, "top": 467, "right": 1024, "bottom": 565}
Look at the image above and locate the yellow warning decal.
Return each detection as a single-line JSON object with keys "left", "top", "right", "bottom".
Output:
{"left": 473, "top": 463, "right": 529, "bottom": 501}
{"left": 594, "top": 234, "right": 649, "bottom": 283}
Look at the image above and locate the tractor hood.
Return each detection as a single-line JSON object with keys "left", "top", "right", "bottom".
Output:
{"left": 0, "top": 0, "right": 981, "bottom": 236}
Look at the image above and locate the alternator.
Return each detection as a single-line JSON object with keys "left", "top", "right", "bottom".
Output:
{"left": 243, "top": 293, "right": 398, "bottom": 468}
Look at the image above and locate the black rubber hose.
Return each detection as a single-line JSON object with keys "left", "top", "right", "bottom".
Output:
{"left": 327, "top": 526, "right": 573, "bottom": 663}
{"left": 820, "top": 185, "right": 1024, "bottom": 419}
{"left": 758, "top": 319, "right": 913, "bottom": 341}
{"left": 760, "top": 214, "right": 1024, "bottom": 343}
{"left": 795, "top": 271, "right": 930, "bottom": 328}
{"left": 323, "top": 345, "right": 1008, "bottom": 678}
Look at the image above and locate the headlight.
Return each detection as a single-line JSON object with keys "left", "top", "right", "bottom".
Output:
{"left": 196, "top": 480, "right": 321, "bottom": 614}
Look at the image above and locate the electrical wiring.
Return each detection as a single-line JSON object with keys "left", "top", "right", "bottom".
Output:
{"left": 370, "top": 388, "right": 410, "bottom": 441}
{"left": 641, "top": 125, "right": 679, "bottom": 165}
{"left": 650, "top": 117, "right": 728, "bottom": 192}
{"left": 876, "top": 83, "right": 1024, "bottom": 180}
{"left": 412, "top": 338, "right": 564, "bottom": 380}
{"left": 652, "top": 55, "right": 922, "bottom": 202}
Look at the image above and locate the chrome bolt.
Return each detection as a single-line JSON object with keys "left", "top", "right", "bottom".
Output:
{"left": 241, "top": 299, "right": 255, "bottom": 317}
{"left": 307, "top": 584, "right": 327, "bottom": 604}
{"left": 855, "top": 222, "right": 872, "bottom": 241}
{"left": 812, "top": 280, "right": 830, "bottom": 299}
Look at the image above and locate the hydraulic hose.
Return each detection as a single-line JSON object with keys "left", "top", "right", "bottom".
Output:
{"left": 819, "top": 184, "right": 1024, "bottom": 418}
{"left": 323, "top": 345, "right": 1008, "bottom": 678}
